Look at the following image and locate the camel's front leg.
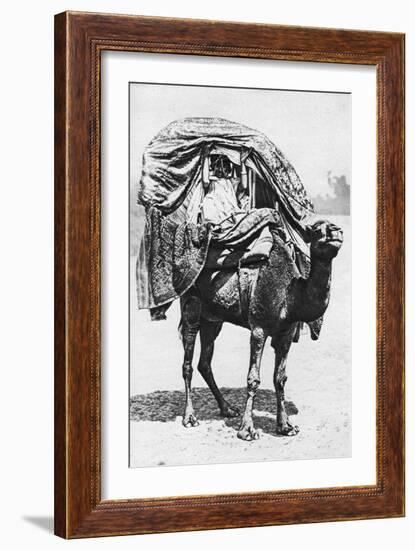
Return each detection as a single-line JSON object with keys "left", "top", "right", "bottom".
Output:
{"left": 237, "top": 327, "right": 267, "bottom": 441}
{"left": 273, "top": 327, "right": 299, "bottom": 436}
{"left": 180, "top": 293, "right": 201, "bottom": 428}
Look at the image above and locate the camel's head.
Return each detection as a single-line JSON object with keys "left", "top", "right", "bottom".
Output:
{"left": 305, "top": 220, "right": 343, "bottom": 260}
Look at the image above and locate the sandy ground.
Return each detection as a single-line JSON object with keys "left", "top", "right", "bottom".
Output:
{"left": 130, "top": 215, "right": 351, "bottom": 468}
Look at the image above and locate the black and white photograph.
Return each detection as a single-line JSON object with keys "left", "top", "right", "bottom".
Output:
{"left": 129, "top": 82, "right": 351, "bottom": 468}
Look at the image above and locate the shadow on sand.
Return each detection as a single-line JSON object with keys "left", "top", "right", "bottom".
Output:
{"left": 130, "top": 387, "right": 298, "bottom": 436}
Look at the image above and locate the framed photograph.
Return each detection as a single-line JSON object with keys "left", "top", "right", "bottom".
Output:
{"left": 54, "top": 11, "right": 405, "bottom": 538}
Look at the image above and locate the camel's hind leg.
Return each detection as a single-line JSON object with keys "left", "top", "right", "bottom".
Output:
{"left": 272, "top": 326, "right": 299, "bottom": 436}
{"left": 180, "top": 292, "right": 201, "bottom": 428}
{"left": 237, "top": 326, "right": 267, "bottom": 441}
{"left": 197, "top": 320, "right": 239, "bottom": 418}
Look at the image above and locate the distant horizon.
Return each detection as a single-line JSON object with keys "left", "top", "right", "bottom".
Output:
{"left": 311, "top": 173, "right": 350, "bottom": 215}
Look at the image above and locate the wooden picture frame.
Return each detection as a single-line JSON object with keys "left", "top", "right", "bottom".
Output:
{"left": 54, "top": 11, "right": 405, "bottom": 538}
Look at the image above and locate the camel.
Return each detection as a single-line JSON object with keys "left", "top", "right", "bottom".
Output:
{"left": 179, "top": 219, "right": 343, "bottom": 441}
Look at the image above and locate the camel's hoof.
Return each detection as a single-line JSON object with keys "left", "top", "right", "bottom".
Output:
{"left": 276, "top": 424, "right": 299, "bottom": 437}
{"left": 182, "top": 414, "right": 199, "bottom": 428}
{"left": 220, "top": 404, "right": 240, "bottom": 418}
{"left": 237, "top": 425, "right": 259, "bottom": 441}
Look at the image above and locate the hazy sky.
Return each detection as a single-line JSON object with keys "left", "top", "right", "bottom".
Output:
{"left": 130, "top": 83, "right": 351, "bottom": 198}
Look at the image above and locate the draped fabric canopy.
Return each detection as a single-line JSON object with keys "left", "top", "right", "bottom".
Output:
{"left": 136, "top": 117, "right": 316, "bottom": 311}
{"left": 137, "top": 117, "right": 314, "bottom": 234}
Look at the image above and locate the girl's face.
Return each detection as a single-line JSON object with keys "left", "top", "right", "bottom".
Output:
{"left": 211, "top": 155, "right": 232, "bottom": 178}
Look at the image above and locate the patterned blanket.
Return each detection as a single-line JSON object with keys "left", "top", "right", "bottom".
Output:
{"left": 136, "top": 207, "right": 323, "bottom": 339}
{"left": 136, "top": 208, "right": 212, "bottom": 311}
{"left": 137, "top": 207, "right": 286, "bottom": 311}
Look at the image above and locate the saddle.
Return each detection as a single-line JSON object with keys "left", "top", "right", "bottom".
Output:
{"left": 205, "top": 227, "right": 274, "bottom": 269}
{"left": 205, "top": 246, "right": 267, "bottom": 269}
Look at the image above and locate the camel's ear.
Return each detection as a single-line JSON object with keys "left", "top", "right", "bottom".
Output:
{"left": 304, "top": 225, "right": 313, "bottom": 243}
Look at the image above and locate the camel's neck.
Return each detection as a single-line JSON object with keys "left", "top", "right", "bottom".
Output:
{"left": 294, "top": 253, "right": 333, "bottom": 322}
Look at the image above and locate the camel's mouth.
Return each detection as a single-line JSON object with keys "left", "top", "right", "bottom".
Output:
{"left": 315, "top": 235, "right": 343, "bottom": 246}
{"left": 320, "top": 227, "right": 343, "bottom": 242}
{"left": 324, "top": 235, "right": 343, "bottom": 244}
{"left": 325, "top": 238, "right": 343, "bottom": 248}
